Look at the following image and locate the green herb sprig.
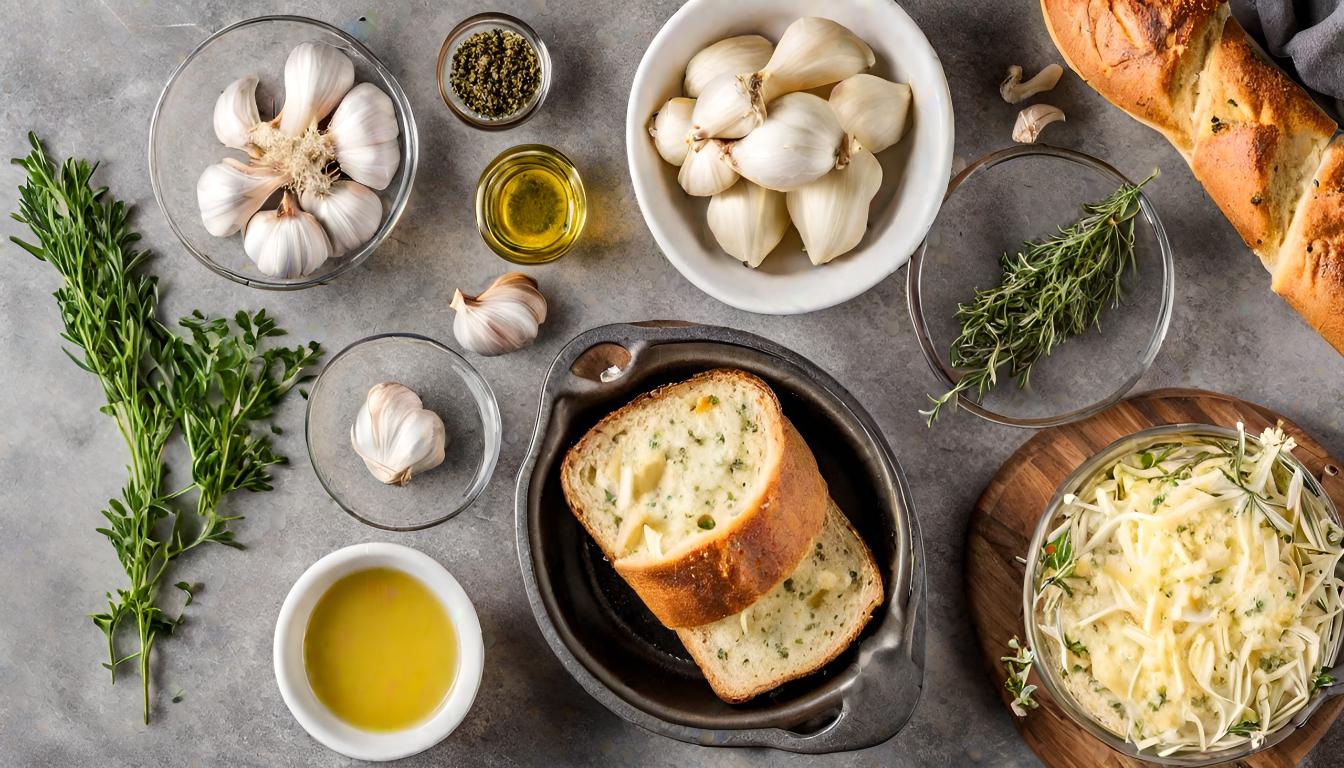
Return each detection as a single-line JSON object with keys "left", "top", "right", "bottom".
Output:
{"left": 1002, "top": 636, "right": 1038, "bottom": 717}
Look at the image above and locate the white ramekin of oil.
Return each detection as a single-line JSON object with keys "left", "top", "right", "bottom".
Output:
{"left": 475, "top": 144, "right": 586, "bottom": 263}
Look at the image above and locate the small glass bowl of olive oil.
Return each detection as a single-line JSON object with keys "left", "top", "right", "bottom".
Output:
{"left": 476, "top": 144, "right": 586, "bottom": 264}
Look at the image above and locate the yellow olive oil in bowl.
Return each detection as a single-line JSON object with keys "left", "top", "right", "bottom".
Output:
{"left": 476, "top": 144, "right": 586, "bottom": 264}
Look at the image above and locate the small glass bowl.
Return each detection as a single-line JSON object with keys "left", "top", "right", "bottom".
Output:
{"left": 304, "top": 334, "right": 501, "bottom": 531}
{"left": 475, "top": 144, "right": 587, "bottom": 264}
{"left": 437, "top": 13, "right": 552, "bottom": 130}
{"left": 907, "top": 145, "right": 1174, "bottom": 427}
{"left": 149, "top": 15, "right": 418, "bottom": 290}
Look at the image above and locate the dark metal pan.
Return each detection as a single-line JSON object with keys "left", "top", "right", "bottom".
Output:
{"left": 514, "top": 322, "right": 925, "bottom": 753}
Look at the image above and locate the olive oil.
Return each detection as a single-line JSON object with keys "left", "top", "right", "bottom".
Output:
{"left": 477, "top": 144, "right": 586, "bottom": 263}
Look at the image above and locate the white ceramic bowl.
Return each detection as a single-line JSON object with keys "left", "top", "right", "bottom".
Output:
{"left": 626, "top": 0, "right": 954, "bottom": 314}
{"left": 273, "top": 543, "right": 484, "bottom": 761}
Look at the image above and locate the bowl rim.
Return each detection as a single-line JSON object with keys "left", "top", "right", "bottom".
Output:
{"left": 148, "top": 13, "right": 419, "bottom": 291}
{"left": 436, "top": 12, "right": 553, "bottom": 130}
{"left": 906, "top": 143, "right": 1175, "bottom": 428}
{"left": 272, "top": 542, "right": 484, "bottom": 761}
{"left": 624, "top": 0, "right": 955, "bottom": 315}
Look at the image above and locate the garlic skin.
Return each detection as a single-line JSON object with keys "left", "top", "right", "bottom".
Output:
{"left": 1000, "top": 63, "right": 1063, "bottom": 104}
{"left": 648, "top": 97, "right": 696, "bottom": 166}
{"left": 678, "top": 139, "right": 739, "bottom": 197}
{"left": 242, "top": 191, "right": 332, "bottom": 278}
{"left": 725, "top": 93, "right": 846, "bottom": 192}
{"left": 351, "top": 382, "right": 447, "bottom": 486}
{"left": 688, "top": 73, "right": 762, "bottom": 141}
{"left": 214, "top": 76, "right": 261, "bottom": 151}
{"left": 299, "top": 180, "right": 383, "bottom": 256}
{"left": 197, "top": 158, "right": 287, "bottom": 237}
{"left": 450, "top": 273, "right": 548, "bottom": 356}
{"left": 683, "top": 35, "right": 773, "bottom": 98}
{"left": 1012, "top": 104, "right": 1065, "bottom": 143}
{"left": 706, "top": 182, "right": 789, "bottom": 268}
{"left": 278, "top": 41, "right": 355, "bottom": 136}
{"left": 327, "top": 82, "right": 401, "bottom": 190}
{"left": 786, "top": 148, "right": 882, "bottom": 265}
{"left": 829, "top": 74, "right": 911, "bottom": 154}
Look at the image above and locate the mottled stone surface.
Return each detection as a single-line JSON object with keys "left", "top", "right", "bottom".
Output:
{"left": 1, "top": 1, "right": 1341, "bottom": 766}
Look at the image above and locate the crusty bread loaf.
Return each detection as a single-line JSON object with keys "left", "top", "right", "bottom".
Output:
{"left": 561, "top": 369, "right": 828, "bottom": 628}
{"left": 676, "top": 499, "right": 883, "bottom": 703}
{"left": 1272, "top": 139, "right": 1344, "bottom": 354}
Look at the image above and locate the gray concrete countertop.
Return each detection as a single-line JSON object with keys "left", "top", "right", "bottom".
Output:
{"left": 2, "top": 1, "right": 1341, "bottom": 766}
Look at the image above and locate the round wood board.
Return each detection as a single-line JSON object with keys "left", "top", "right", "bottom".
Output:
{"left": 967, "top": 388, "right": 1344, "bottom": 768}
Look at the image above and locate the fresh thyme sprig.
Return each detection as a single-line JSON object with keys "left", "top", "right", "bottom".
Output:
{"left": 922, "top": 170, "right": 1158, "bottom": 425}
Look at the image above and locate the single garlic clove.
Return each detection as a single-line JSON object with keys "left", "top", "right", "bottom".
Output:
{"left": 299, "top": 180, "right": 383, "bottom": 256}
{"left": 725, "top": 92, "right": 846, "bottom": 192}
{"left": 1000, "top": 63, "right": 1063, "bottom": 104}
{"left": 829, "top": 74, "right": 911, "bottom": 154}
{"left": 243, "top": 190, "right": 332, "bottom": 278}
{"left": 785, "top": 148, "right": 882, "bottom": 265}
{"left": 1012, "top": 103, "right": 1065, "bottom": 143}
{"left": 196, "top": 158, "right": 288, "bottom": 237}
{"left": 277, "top": 41, "right": 355, "bottom": 136}
{"left": 688, "top": 73, "right": 762, "bottom": 142}
{"left": 684, "top": 35, "right": 773, "bottom": 98}
{"left": 758, "top": 17, "right": 875, "bottom": 98}
{"left": 327, "top": 83, "right": 400, "bottom": 190}
{"left": 214, "top": 76, "right": 261, "bottom": 151}
{"left": 450, "top": 272, "right": 548, "bottom": 356}
{"left": 706, "top": 182, "right": 789, "bottom": 268}
{"left": 677, "top": 139, "right": 739, "bottom": 197}
{"left": 350, "top": 382, "right": 447, "bottom": 486}
{"left": 648, "top": 97, "right": 696, "bottom": 167}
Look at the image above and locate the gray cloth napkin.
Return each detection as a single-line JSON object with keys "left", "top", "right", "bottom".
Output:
{"left": 1230, "top": 0, "right": 1344, "bottom": 119}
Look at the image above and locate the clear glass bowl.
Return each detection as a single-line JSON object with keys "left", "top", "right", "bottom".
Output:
{"left": 475, "top": 144, "right": 587, "bottom": 264}
{"left": 437, "top": 13, "right": 552, "bottom": 130}
{"left": 304, "top": 334, "right": 501, "bottom": 531}
{"left": 149, "top": 15, "right": 418, "bottom": 290}
{"left": 1023, "top": 424, "right": 1344, "bottom": 766}
{"left": 907, "top": 145, "right": 1173, "bottom": 427}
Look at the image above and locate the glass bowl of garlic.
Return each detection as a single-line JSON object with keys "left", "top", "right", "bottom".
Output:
{"left": 149, "top": 15, "right": 418, "bottom": 290}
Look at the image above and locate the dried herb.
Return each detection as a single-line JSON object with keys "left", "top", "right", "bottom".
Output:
{"left": 450, "top": 28, "right": 541, "bottom": 119}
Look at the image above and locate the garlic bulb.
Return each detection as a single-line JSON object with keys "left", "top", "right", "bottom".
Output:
{"left": 213, "top": 76, "right": 260, "bottom": 151}
{"left": 243, "top": 191, "right": 332, "bottom": 278}
{"left": 706, "top": 182, "right": 788, "bottom": 268}
{"left": 351, "top": 382, "right": 447, "bottom": 486}
{"left": 1012, "top": 104, "right": 1065, "bottom": 143}
{"left": 278, "top": 41, "right": 355, "bottom": 136}
{"left": 648, "top": 97, "right": 696, "bottom": 166}
{"left": 786, "top": 148, "right": 882, "bottom": 265}
{"left": 683, "top": 35, "right": 773, "bottom": 98}
{"left": 725, "top": 93, "right": 846, "bottom": 192}
{"left": 197, "top": 158, "right": 287, "bottom": 237}
{"left": 450, "top": 273, "right": 548, "bottom": 356}
{"left": 678, "top": 139, "right": 739, "bottom": 197}
{"left": 688, "top": 72, "right": 763, "bottom": 141}
{"left": 299, "top": 181, "right": 382, "bottom": 256}
{"left": 829, "top": 74, "right": 911, "bottom": 154}
{"left": 326, "top": 84, "right": 401, "bottom": 190}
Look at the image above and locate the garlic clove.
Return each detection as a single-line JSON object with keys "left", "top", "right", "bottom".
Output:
{"left": 350, "top": 382, "right": 447, "bottom": 486}
{"left": 277, "top": 41, "right": 355, "bottom": 136}
{"left": 196, "top": 158, "right": 288, "bottom": 237}
{"left": 648, "top": 97, "right": 696, "bottom": 167}
{"left": 724, "top": 92, "right": 846, "bottom": 192}
{"left": 242, "top": 190, "right": 332, "bottom": 278}
{"left": 450, "top": 272, "right": 547, "bottom": 357}
{"left": 829, "top": 74, "right": 911, "bottom": 154}
{"left": 299, "top": 180, "right": 383, "bottom": 256}
{"left": 757, "top": 17, "right": 874, "bottom": 100}
{"left": 684, "top": 35, "right": 773, "bottom": 98}
{"left": 326, "top": 83, "right": 401, "bottom": 190}
{"left": 677, "top": 139, "right": 739, "bottom": 197}
{"left": 334, "top": 139, "right": 399, "bottom": 190}
{"left": 1000, "top": 63, "right": 1063, "bottom": 104}
{"left": 707, "top": 182, "right": 789, "bottom": 268}
{"left": 786, "top": 148, "right": 882, "bottom": 265}
{"left": 214, "top": 76, "right": 261, "bottom": 151}
{"left": 1012, "top": 103, "right": 1065, "bottom": 143}
{"left": 688, "top": 72, "right": 762, "bottom": 141}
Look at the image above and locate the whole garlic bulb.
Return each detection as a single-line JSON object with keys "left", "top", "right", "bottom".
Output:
{"left": 683, "top": 35, "right": 773, "bottom": 98}
{"left": 351, "top": 382, "right": 447, "bottom": 486}
{"left": 214, "top": 76, "right": 260, "bottom": 151}
{"left": 648, "top": 97, "right": 696, "bottom": 166}
{"left": 197, "top": 158, "right": 288, "bottom": 237}
{"left": 678, "top": 139, "right": 739, "bottom": 197}
{"left": 243, "top": 190, "right": 332, "bottom": 278}
{"left": 450, "top": 273, "right": 548, "bottom": 356}
{"left": 707, "top": 182, "right": 788, "bottom": 268}
{"left": 278, "top": 41, "right": 355, "bottom": 136}
{"left": 327, "top": 82, "right": 402, "bottom": 190}
{"left": 829, "top": 74, "right": 911, "bottom": 154}
{"left": 786, "top": 148, "right": 882, "bottom": 265}
{"left": 299, "top": 181, "right": 383, "bottom": 256}
{"left": 725, "top": 93, "right": 846, "bottom": 192}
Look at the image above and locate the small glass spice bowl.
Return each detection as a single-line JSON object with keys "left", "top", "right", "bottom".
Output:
{"left": 437, "top": 12, "right": 551, "bottom": 130}
{"left": 476, "top": 144, "right": 587, "bottom": 264}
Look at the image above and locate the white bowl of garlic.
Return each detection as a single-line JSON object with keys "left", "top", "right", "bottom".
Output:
{"left": 627, "top": 0, "right": 953, "bottom": 314}
{"left": 150, "top": 15, "right": 417, "bottom": 290}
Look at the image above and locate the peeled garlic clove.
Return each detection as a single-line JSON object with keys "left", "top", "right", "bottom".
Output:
{"left": 678, "top": 139, "right": 739, "bottom": 197}
{"left": 757, "top": 17, "right": 874, "bottom": 99}
{"left": 243, "top": 191, "right": 332, "bottom": 278}
{"left": 1000, "top": 63, "right": 1063, "bottom": 104}
{"left": 648, "top": 97, "right": 696, "bottom": 167}
{"left": 277, "top": 41, "right": 355, "bottom": 136}
{"left": 299, "top": 180, "right": 382, "bottom": 256}
{"left": 1012, "top": 103, "right": 1065, "bottom": 143}
{"left": 450, "top": 272, "right": 548, "bottom": 356}
{"left": 214, "top": 76, "right": 261, "bottom": 151}
{"left": 196, "top": 158, "right": 287, "bottom": 237}
{"left": 684, "top": 35, "right": 773, "bottom": 98}
{"left": 351, "top": 382, "right": 447, "bottom": 486}
{"left": 786, "top": 148, "right": 882, "bottom": 265}
{"left": 688, "top": 73, "right": 762, "bottom": 141}
{"left": 707, "top": 182, "right": 788, "bottom": 268}
{"left": 829, "top": 74, "right": 911, "bottom": 154}
{"left": 725, "top": 93, "right": 845, "bottom": 192}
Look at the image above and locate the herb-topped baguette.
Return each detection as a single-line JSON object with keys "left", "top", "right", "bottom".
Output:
{"left": 561, "top": 369, "right": 828, "bottom": 628}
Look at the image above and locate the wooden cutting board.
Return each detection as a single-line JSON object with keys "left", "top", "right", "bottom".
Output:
{"left": 967, "top": 389, "right": 1344, "bottom": 768}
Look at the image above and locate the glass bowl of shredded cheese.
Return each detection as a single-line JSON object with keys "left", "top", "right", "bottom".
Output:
{"left": 1024, "top": 424, "right": 1344, "bottom": 765}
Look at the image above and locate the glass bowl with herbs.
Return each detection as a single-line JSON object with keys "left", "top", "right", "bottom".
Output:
{"left": 907, "top": 145, "right": 1173, "bottom": 428}
{"left": 437, "top": 13, "right": 551, "bottom": 130}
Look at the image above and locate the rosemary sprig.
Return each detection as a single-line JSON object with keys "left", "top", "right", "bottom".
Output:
{"left": 922, "top": 171, "right": 1158, "bottom": 424}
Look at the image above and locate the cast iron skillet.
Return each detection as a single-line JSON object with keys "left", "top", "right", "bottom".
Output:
{"left": 514, "top": 322, "right": 926, "bottom": 753}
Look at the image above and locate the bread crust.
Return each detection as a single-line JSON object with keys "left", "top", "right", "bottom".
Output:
{"left": 1273, "top": 142, "right": 1344, "bottom": 353}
